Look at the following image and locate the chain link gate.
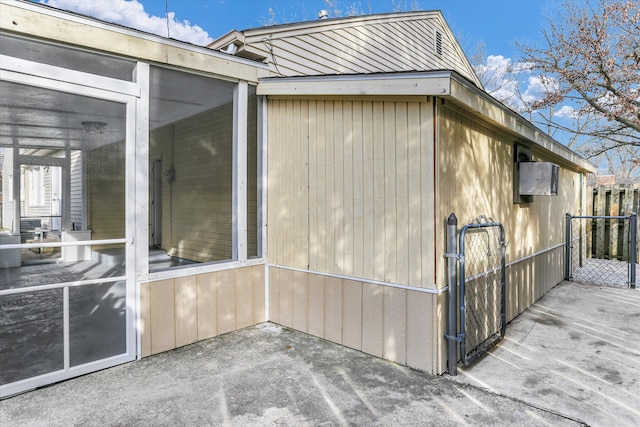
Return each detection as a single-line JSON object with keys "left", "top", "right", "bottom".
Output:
{"left": 565, "top": 213, "right": 637, "bottom": 288}
{"left": 446, "top": 214, "right": 506, "bottom": 375}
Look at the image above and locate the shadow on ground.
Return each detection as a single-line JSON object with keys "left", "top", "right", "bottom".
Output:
{"left": 1, "top": 322, "right": 584, "bottom": 426}
{"left": 452, "top": 281, "right": 640, "bottom": 427}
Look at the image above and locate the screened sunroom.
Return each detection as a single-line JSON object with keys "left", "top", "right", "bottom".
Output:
{"left": 0, "top": 0, "right": 267, "bottom": 398}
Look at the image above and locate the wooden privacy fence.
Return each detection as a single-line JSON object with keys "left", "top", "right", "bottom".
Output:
{"left": 587, "top": 183, "right": 640, "bottom": 262}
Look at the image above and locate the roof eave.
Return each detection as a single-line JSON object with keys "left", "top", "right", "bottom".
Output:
{"left": 256, "top": 71, "right": 596, "bottom": 173}
{"left": 207, "top": 29, "right": 244, "bottom": 50}
{"left": 447, "top": 74, "right": 596, "bottom": 173}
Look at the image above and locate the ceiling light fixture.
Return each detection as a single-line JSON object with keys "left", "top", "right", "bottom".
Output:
{"left": 82, "top": 121, "right": 107, "bottom": 134}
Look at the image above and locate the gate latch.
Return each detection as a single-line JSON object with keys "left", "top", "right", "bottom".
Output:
{"left": 444, "top": 252, "right": 462, "bottom": 261}
{"left": 444, "top": 334, "right": 462, "bottom": 343}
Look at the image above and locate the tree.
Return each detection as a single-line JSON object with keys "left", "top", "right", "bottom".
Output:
{"left": 517, "top": 0, "right": 640, "bottom": 153}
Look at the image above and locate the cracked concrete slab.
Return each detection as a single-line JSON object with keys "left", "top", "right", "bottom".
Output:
{"left": 1, "top": 322, "right": 583, "bottom": 426}
{"left": 451, "top": 281, "right": 640, "bottom": 427}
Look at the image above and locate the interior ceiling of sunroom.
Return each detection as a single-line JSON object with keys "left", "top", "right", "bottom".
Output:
{"left": 0, "top": 79, "right": 127, "bottom": 151}
{"left": 0, "top": 33, "right": 234, "bottom": 152}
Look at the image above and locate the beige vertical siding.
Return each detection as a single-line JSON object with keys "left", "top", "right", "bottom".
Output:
{"left": 139, "top": 264, "right": 266, "bottom": 357}
{"left": 505, "top": 246, "right": 565, "bottom": 321}
{"left": 1, "top": 148, "right": 14, "bottom": 231}
{"left": 268, "top": 266, "right": 441, "bottom": 373}
{"left": 434, "top": 102, "right": 584, "bottom": 369}
{"left": 247, "top": 91, "right": 259, "bottom": 257}
{"left": 69, "top": 150, "right": 83, "bottom": 229}
{"left": 268, "top": 98, "right": 436, "bottom": 288}
{"left": 149, "top": 103, "right": 234, "bottom": 263}
{"left": 88, "top": 140, "right": 126, "bottom": 241}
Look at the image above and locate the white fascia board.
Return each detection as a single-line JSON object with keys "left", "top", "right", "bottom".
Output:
{"left": 257, "top": 72, "right": 451, "bottom": 96}
{"left": 448, "top": 76, "right": 596, "bottom": 173}
{"left": 207, "top": 30, "right": 245, "bottom": 50}
{"left": 0, "top": 0, "right": 268, "bottom": 72}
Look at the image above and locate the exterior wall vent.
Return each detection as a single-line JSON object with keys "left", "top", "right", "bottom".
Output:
{"left": 434, "top": 30, "right": 443, "bottom": 56}
{"left": 519, "top": 162, "right": 560, "bottom": 196}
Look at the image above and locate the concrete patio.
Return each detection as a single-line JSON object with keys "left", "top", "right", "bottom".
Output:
{"left": 1, "top": 281, "right": 637, "bottom": 426}
{"left": 452, "top": 280, "right": 640, "bottom": 427}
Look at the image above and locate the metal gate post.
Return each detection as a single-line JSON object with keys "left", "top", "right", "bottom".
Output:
{"left": 446, "top": 213, "right": 459, "bottom": 375}
{"left": 630, "top": 213, "right": 637, "bottom": 289}
{"left": 499, "top": 224, "right": 507, "bottom": 337}
{"left": 565, "top": 213, "right": 572, "bottom": 280}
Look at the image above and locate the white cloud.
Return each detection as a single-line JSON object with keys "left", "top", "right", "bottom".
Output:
{"left": 553, "top": 105, "right": 578, "bottom": 119}
{"left": 474, "top": 55, "right": 560, "bottom": 113}
{"left": 41, "top": 0, "right": 213, "bottom": 45}
{"left": 474, "top": 55, "right": 531, "bottom": 110}
{"left": 522, "top": 75, "right": 558, "bottom": 104}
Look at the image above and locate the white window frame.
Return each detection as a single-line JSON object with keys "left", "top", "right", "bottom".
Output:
{"left": 27, "top": 167, "right": 46, "bottom": 207}
{"left": 142, "top": 71, "right": 267, "bottom": 283}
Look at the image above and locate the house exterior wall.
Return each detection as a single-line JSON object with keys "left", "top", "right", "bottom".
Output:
{"left": 267, "top": 98, "right": 436, "bottom": 287}
{"left": 149, "top": 105, "right": 235, "bottom": 262}
{"left": 88, "top": 140, "right": 126, "bottom": 242}
{"left": 267, "top": 96, "right": 447, "bottom": 372}
{"left": 1, "top": 0, "right": 592, "bottom": 381}
{"left": 435, "top": 102, "right": 584, "bottom": 321}
{"left": 139, "top": 264, "right": 266, "bottom": 357}
{"left": 1, "top": 149, "right": 13, "bottom": 232}
{"left": 268, "top": 266, "right": 444, "bottom": 373}
{"left": 69, "top": 150, "right": 84, "bottom": 230}
{"left": 267, "top": 96, "right": 586, "bottom": 374}
{"left": 216, "top": 12, "right": 482, "bottom": 88}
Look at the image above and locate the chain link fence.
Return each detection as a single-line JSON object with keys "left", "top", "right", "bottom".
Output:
{"left": 459, "top": 221, "right": 506, "bottom": 365}
{"left": 446, "top": 215, "right": 506, "bottom": 374}
{"left": 566, "top": 214, "right": 637, "bottom": 288}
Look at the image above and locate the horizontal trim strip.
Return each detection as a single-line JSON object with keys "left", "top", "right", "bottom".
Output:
{"left": 268, "top": 264, "right": 448, "bottom": 295}
{"left": 0, "top": 276, "right": 127, "bottom": 297}
{"left": 0, "top": 237, "right": 129, "bottom": 250}
{"left": 145, "top": 257, "right": 266, "bottom": 282}
{"left": 506, "top": 243, "right": 565, "bottom": 268}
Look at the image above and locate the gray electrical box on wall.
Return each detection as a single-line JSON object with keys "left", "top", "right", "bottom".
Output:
{"left": 519, "top": 162, "right": 560, "bottom": 196}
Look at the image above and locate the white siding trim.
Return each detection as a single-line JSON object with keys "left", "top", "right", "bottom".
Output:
{"left": 1, "top": 55, "right": 139, "bottom": 96}
{"left": 2, "top": 1, "right": 268, "bottom": 71}
{"left": 134, "top": 62, "right": 150, "bottom": 282}
{"left": 146, "top": 258, "right": 266, "bottom": 282}
{"left": 258, "top": 73, "right": 451, "bottom": 96}
{"left": 134, "top": 62, "right": 150, "bottom": 359}
{"left": 233, "top": 81, "right": 248, "bottom": 261}
{"left": 505, "top": 243, "right": 566, "bottom": 268}
{"left": 269, "top": 264, "right": 448, "bottom": 295}
{"left": 264, "top": 263, "right": 270, "bottom": 321}
{"left": 259, "top": 94, "right": 268, "bottom": 259}
{"left": 125, "top": 93, "right": 138, "bottom": 363}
